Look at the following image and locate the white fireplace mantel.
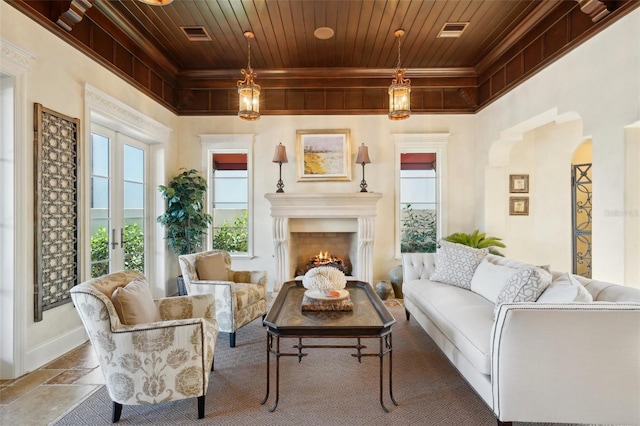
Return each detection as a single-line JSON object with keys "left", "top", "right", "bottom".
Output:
{"left": 265, "top": 192, "right": 382, "bottom": 290}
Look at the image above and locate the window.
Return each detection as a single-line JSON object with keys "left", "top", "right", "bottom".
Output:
{"left": 394, "top": 134, "right": 448, "bottom": 257}
{"left": 211, "top": 153, "right": 248, "bottom": 253}
{"left": 400, "top": 154, "right": 438, "bottom": 253}
{"left": 201, "top": 135, "right": 254, "bottom": 257}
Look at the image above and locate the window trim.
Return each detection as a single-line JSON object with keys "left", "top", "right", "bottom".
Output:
{"left": 200, "top": 134, "right": 254, "bottom": 258}
{"left": 394, "top": 133, "right": 449, "bottom": 258}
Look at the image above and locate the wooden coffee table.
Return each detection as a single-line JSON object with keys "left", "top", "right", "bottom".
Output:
{"left": 261, "top": 280, "right": 397, "bottom": 412}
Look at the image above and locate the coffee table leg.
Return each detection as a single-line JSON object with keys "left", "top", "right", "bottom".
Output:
{"left": 388, "top": 333, "right": 398, "bottom": 406}
{"left": 269, "top": 336, "right": 280, "bottom": 412}
{"left": 261, "top": 333, "right": 271, "bottom": 405}
{"left": 379, "top": 333, "right": 398, "bottom": 412}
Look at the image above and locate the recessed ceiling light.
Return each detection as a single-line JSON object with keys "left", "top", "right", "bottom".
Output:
{"left": 314, "top": 27, "right": 335, "bottom": 40}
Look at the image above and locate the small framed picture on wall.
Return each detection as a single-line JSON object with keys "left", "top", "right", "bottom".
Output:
{"left": 509, "top": 174, "right": 529, "bottom": 193}
{"left": 509, "top": 197, "right": 529, "bottom": 216}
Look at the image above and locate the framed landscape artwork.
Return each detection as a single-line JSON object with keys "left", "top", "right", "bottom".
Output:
{"left": 296, "top": 129, "right": 351, "bottom": 181}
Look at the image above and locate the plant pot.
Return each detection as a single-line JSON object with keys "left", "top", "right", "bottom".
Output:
{"left": 389, "top": 265, "right": 403, "bottom": 299}
{"left": 177, "top": 275, "right": 187, "bottom": 296}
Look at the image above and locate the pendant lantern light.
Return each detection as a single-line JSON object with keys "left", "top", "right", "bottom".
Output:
{"left": 237, "top": 31, "right": 260, "bottom": 120}
{"left": 388, "top": 29, "right": 411, "bottom": 120}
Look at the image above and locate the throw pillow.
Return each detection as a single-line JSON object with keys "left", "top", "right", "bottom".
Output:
{"left": 196, "top": 252, "right": 229, "bottom": 281}
{"left": 429, "top": 240, "right": 489, "bottom": 289}
{"left": 537, "top": 273, "right": 593, "bottom": 303}
{"left": 494, "top": 266, "right": 552, "bottom": 316}
{"left": 111, "top": 278, "right": 157, "bottom": 325}
{"left": 470, "top": 259, "right": 519, "bottom": 304}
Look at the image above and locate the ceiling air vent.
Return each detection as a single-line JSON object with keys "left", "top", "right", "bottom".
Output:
{"left": 438, "top": 22, "right": 469, "bottom": 38}
{"left": 181, "top": 26, "right": 211, "bottom": 41}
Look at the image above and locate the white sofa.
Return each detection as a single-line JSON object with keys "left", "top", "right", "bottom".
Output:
{"left": 402, "top": 251, "right": 640, "bottom": 426}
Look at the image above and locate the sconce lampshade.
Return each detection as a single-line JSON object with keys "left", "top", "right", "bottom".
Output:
{"left": 355, "top": 144, "right": 371, "bottom": 164}
{"left": 272, "top": 143, "right": 288, "bottom": 163}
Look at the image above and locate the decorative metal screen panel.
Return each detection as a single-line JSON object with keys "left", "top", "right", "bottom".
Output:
{"left": 572, "top": 163, "right": 592, "bottom": 278}
{"left": 34, "top": 103, "right": 80, "bottom": 321}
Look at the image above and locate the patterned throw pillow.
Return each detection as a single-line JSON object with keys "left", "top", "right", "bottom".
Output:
{"left": 494, "top": 266, "right": 552, "bottom": 316}
{"left": 429, "top": 240, "right": 489, "bottom": 289}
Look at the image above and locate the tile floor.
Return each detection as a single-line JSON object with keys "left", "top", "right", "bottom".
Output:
{"left": 0, "top": 342, "right": 103, "bottom": 425}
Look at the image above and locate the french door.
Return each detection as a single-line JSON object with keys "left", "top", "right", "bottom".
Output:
{"left": 90, "top": 124, "right": 147, "bottom": 277}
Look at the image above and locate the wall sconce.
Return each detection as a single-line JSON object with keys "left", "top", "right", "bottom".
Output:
{"left": 355, "top": 143, "right": 371, "bottom": 192}
{"left": 237, "top": 31, "right": 260, "bottom": 120}
{"left": 272, "top": 143, "right": 288, "bottom": 193}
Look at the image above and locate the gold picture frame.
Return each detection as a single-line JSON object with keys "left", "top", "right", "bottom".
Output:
{"left": 509, "top": 174, "right": 529, "bottom": 193}
{"left": 509, "top": 197, "right": 529, "bottom": 216}
{"left": 296, "top": 129, "right": 351, "bottom": 181}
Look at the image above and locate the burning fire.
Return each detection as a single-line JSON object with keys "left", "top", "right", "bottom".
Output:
{"left": 297, "top": 250, "right": 351, "bottom": 276}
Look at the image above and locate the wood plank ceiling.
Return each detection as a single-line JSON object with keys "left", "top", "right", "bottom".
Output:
{"left": 8, "top": 0, "right": 639, "bottom": 116}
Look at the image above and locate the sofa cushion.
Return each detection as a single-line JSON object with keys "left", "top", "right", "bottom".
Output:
{"left": 111, "top": 278, "right": 157, "bottom": 325}
{"left": 196, "top": 252, "right": 229, "bottom": 281}
{"left": 430, "top": 241, "right": 489, "bottom": 289}
{"left": 537, "top": 273, "right": 593, "bottom": 303}
{"left": 404, "top": 278, "right": 494, "bottom": 375}
{"left": 494, "top": 267, "right": 552, "bottom": 316}
{"left": 470, "top": 259, "right": 519, "bottom": 304}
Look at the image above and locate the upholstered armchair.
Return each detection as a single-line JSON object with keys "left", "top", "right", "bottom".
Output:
{"left": 179, "top": 249, "right": 268, "bottom": 348}
{"left": 70, "top": 271, "right": 218, "bottom": 423}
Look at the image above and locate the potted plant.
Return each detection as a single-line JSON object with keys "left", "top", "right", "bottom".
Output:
{"left": 157, "top": 168, "right": 213, "bottom": 294}
{"left": 444, "top": 229, "right": 506, "bottom": 256}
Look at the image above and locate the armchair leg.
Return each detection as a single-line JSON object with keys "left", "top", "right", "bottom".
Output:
{"left": 405, "top": 308, "right": 411, "bottom": 321}
{"left": 497, "top": 421, "right": 512, "bottom": 426}
{"left": 229, "top": 332, "right": 236, "bottom": 348}
{"left": 197, "top": 395, "right": 205, "bottom": 419}
{"left": 112, "top": 401, "right": 122, "bottom": 423}
{"left": 211, "top": 357, "right": 215, "bottom": 371}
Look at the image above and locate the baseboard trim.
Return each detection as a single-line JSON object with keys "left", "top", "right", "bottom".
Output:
{"left": 25, "top": 326, "right": 88, "bottom": 373}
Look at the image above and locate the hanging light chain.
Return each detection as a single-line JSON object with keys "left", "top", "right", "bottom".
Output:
{"left": 396, "top": 34, "right": 402, "bottom": 71}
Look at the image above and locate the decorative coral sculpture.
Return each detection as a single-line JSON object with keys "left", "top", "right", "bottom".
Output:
{"left": 302, "top": 266, "right": 347, "bottom": 292}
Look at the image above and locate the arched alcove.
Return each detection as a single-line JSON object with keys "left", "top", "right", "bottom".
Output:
{"left": 485, "top": 109, "right": 586, "bottom": 270}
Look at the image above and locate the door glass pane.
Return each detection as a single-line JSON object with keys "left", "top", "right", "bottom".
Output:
{"left": 123, "top": 144, "right": 145, "bottom": 273}
{"left": 90, "top": 133, "right": 110, "bottom": 278}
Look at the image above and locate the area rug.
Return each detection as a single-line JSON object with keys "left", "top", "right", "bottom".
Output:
{"left": 52, "top": 305, "right": 568, "bottom": 425}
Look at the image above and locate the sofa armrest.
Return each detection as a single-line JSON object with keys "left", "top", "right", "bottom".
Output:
{"left": 402, "top": 253, "right": 436, "bottom": 281}
{"left": 491, "top": 302, "right": 640, "bottom": 425}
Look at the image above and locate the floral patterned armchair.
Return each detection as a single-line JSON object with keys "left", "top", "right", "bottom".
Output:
{"left": 70, "top": 270, "right": 218, "bottom": 423}
{"left": 179, "top": 250, "right": 267, "bottom": 348}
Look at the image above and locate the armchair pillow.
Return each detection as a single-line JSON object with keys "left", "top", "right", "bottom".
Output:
{"left": 196, "top": 252, "right": 229, "bottom": 281}
{"left": 537, "top": 273, "right": 593, "bottom": 303}
{"left": 111, "top": 278, "right": 157, "bottom": 325}
{"left": 430, "top": 240, "right": 489, "bottom": 289}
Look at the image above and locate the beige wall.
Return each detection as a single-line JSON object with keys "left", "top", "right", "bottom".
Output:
{"left": 477, "top": 8, "right": 640, "bottom": 285}
{"left": 1, "top": 2, "right": 179, "bottom": 375}
{"left": 176, "top": 114, "right": 477, "bottom": 289}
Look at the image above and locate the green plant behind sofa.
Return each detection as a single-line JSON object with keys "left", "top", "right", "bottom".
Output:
{"left": 444, "top": 229, "right": 506, "bottom": 256}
